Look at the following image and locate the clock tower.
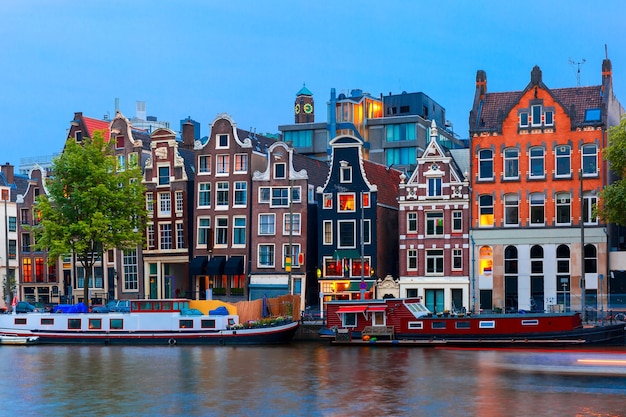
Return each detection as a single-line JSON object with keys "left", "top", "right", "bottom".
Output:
{"left": 294, "top": 84, "right": 314, "bottom": 124}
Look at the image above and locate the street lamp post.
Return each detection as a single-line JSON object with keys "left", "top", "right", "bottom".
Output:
{"left": 580, "top": 169, "right": 586, "bottom": 321}
{"left": 4, "top": 195, "right": 10, "bottom": 308}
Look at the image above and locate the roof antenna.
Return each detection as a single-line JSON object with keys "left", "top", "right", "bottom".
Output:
{"left": 569, "top": 58, "right": 586, "bottom": 86}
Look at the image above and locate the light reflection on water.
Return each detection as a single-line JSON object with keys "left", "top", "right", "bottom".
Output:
{"left": 1, "top": 344, "right": 625, "bottom": 416}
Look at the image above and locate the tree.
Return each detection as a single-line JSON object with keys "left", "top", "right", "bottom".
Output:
{"left": 599, "top": 116, "right": 626, "bottom": 225}
{"left": 33, "top": 131, "right": 146, "bottom": 306}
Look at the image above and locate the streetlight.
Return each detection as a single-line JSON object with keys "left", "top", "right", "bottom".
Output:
{"left": 3, "top": 193, "right": 10, "bottom": 309}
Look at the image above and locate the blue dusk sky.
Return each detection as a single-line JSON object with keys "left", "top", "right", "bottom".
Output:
{"left": 1, "top": 0, "right": 625, "bottom": 168}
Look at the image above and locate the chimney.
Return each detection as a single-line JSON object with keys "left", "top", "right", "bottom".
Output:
{"left": 602, "top": 57, "right": 612, "bottom": 95}
{"left": 182, "top": 119, "right": 195, "bottom": 149}
{"left": 2, "top": 162, "right": 15, "bottom": 185}
{"left": 531, "top": 65, "right": 542, "bottom": 86}
{"left": 476, "top": 70, "right": 487, "bottom": 100}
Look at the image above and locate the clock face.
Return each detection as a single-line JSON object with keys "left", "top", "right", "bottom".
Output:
{"left": 294, "top": 104, "right": 301, "bottom": 114}
{"left": 303, "top": 103, "right": 313, "bottom": 114}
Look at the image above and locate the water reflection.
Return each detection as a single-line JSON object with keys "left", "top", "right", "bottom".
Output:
{"left": 1, "top": 344, "right": 625, "bottom": 416}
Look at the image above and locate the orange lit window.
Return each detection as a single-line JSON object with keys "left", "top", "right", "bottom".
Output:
{"left": 22, "top": 258, "right": 32, "bottom": 283}
{"left": 323, "top": 194, "right": 333, "bottom": 209}
{"left": 479, "top": 246, "right": 493, "bottom": 275}
{"left": 362, "top": 192, "right": 370, "bottom": 208}
{"left": 339, "top": 194, "right": 355, "bottom": 212}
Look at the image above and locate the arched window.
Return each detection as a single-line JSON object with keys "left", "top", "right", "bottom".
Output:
{"left": 504, "top": 245, "right": 518, "bottom": 313}
{"left": 584, "top": 244, "right": 597, "bottom": 273}
{"left": 556, "top": 244, "right": 570, "bottom": 309}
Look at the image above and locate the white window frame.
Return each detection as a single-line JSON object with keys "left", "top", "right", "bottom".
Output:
{"left": 425, "top": 211, "right": 444, "bottom": 236}
{"left": 425, "top": 249, "right": 444, "bottom": 276}
{"left": 503, "top": 148, "right": 519, "bottom": 180}
{"left": 175, "top": 191, "right": 183, "bottom": 214}
{"left": 258, "top": 244, "right": 275, "bottom": 268}
{"left": 217, "top": 134, "right": 229, "bottom": 149}
{"left": 530, "top": 192, "right": 545, "bottom": 225}
{"left": 504, "top": 194, "right": 519, "bottom": 226}
{"left": 216, "top": 182, "right": 229, "bottom": 208}
{"left": 407, "top": 249, "right": 418, "bottom": 271}
{"left": 233, "top": 216, "right": 246, "bottom": 246}
{"left": 323, "top": 220, "right": 333, "bottom": 245}
{"left": 234, "top": 181, "right": 247, "bottom": 207}
{"left": 216, "top": 154, "right": 229, "bottom": 175}
{"left": 407, "top": 212, "right": 418, "bottom": 233}
{"left": 555, "top": 192, "right": 571, "bottom": 225}
{"left": 157, "top": 165, "right": 170, "bottom": 186}
{"left": 338, "top": 193, "right": 356, "bottom": 212}
{"left": 478, "top": 149, "right": 493, "bottom": 180}
{"left": 197, "top": 217, "right": 211, "bottom": 247}
{"left": 582, "top": 144, "right": 598, "bottom": 176}
{"left": 158, "top": 192, "right": 171, "bottom": 216}
{"left": 283, "top": 213, "right": 301, "bottom": 236}
{"left": 215, "top": 217, "right": 228, "bottom": 247}
{"left": 234, "top": 153, "right": 248, "bottom": 173}
{"left": 259, "top": 213, "right": 276, "bottom": 236}
{"left": 529, "top": 146, "right": 545, "bottom": 178}
{"left": 337, "top": 220, "right": 356, "bottom": 249}
{"left": 555, "top": 145, "right": 571, "bottom": 178}
{"left": 198, "top": 183, "right": 211, "bottom": 208}
{"left": 176, "top": 222, "right": 184, "bottom": 249}
{"left": 198, "top": 155, "right": 211, "bottom": 174}
{"left": 146, "top": 193, "right": 154, "bottom": 215}
{"left": 452, "top": 248, "right": 463, "bottom": 271}
{"left": 340, "top": 166, "right": 352, "bottom": 183}
{"left": 159, "top": 223, "right": 172, "bottom": 250}
{"left": 452, "top": 210, "right": 462, "bottom": 232}
{"left": 282, "top": 244, "right": 301, "bottom": 268}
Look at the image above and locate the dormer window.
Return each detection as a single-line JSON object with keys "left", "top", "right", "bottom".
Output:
{"left": 75, "top": 130, "right": 83, "bottom": 142}
{"left": 274, "top": 163, "right": 286, "bottom": 179}
{"left": 520, "top": 113, "right": 529, "bottom": 127}
{"left": 531, "top": 105, "right": 542, "bottom": 126}
{"left": 340, "top": 166, "right": 352, "bottom": 183}
{"left": 544, "top": 111, "right": 554, "bottom": 126}
{"left": 217, "top": 134, "right": 228, "bottom": 148}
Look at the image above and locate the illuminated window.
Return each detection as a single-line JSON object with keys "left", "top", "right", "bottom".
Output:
{"left": 198, "top": 155, "right": 211, "bottom": 174}
{"left": 234, "top": 154, "right": 248, "bottom": 173}
{"left": 323, "top": 194, "right": 333, "bottom": 209}
{"left": 22, "top": 258, "right": 32, "bottom": 283}
{"left": 323, "top": 221, "right": 332, "bottom": 244}
{"left": 479, "top": 195, "right": 494, "bottom": 227}
{"left": 362, "top": 192, "right": 370, "bottom": 208}
{"left": 338, "top": 193, "right": 355, "bottom": 212}
{"left": 479, "top": 246, "right": 492, "bottom": 275}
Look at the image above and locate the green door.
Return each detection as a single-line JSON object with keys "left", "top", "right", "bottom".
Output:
{"left": 425, "top": 289, "right": 444, "bottom": 314}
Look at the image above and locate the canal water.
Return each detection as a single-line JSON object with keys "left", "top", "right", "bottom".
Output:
{"left": 1, "top": 343, "right": 625, "bottom": 416}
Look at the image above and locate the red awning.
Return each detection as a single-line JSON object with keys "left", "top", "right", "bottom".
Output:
{"left": 336, "top": 305, "right": 368, "bottom": 314}
{"left": 367, "top": 306, "right": 387, "bottom": 312}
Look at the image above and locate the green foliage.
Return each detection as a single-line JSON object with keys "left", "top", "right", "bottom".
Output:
{"left": 32, "top": 131, "right": 146, "bottom": 303}
{"left": 599, "top": 116, "right": 626, "bottom": 226}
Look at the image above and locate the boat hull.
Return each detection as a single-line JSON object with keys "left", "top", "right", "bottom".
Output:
{"left": 0, "top": 334, "right": 40, "bottom": 346}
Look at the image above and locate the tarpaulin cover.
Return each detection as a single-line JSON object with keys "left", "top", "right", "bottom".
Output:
{"left": 209, "top": 306, "right": 229, "bottom": 315}
{"left": 53, "top": 302, "right": 89, "bottom": 313}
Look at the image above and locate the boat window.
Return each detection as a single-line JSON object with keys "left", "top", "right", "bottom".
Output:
{"left": 89, "top": 319, "right": 102, "bottom": 329}
{"left": 153, "top": 302, "right": 161, "bottom": 311}
{"left": 521, "top": 319, "right": 539, "bottom": 326}
{"left": 372, "top": 311, "right": 385, "bottom": 326}
{"left": 342, "top": 313, "right": 358, "bottom": 327}
{"left": 432, "top": 321, "right": 446, "bottom": 329}
{"left": 408, "top": 321, "right": 423, "bottom": 329}
{"left": 41, "top": 318, "right": 54, "bottom": 325}
{"left": 201, "top": 319, "right": 216, "bottom": 329}
{"left": 455, "top": 321, "right": 471, "bottom": 329}
{"left": 179, "top": 320, "right": 193, "bottom": 329}
{"left": 228, "top": 318, "right": 235, "bottom": 326}
{"left": 110, "top": 319, "right": 123, "bottom": 330}
{"left": 141, "top": 302, "right": 152, "bottom": 311}
{"left": 174, "top": 302, "right": 180, "bottom": 311}
{"left": 89, "top": 319, "right": 102, "bottom": 330}
{"left": 68, "top": 319, "right": 81, "bottom": 330}
{"left": 479, "top": 321, "right": 495, "bottom": 329}
{"left": 14, "top": 318, "right": 27, "bottom": 325}
{"left": 162, "top": 301, "right": 172, "bottom": 310}
{"left": 131, "top": 302, "right": 138, "bottom": 311}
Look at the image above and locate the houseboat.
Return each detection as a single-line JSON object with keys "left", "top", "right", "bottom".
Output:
{"left": 0, "top": 299, "right": 299, "bottom": 346}
{"left": 321, "top": 298, "right": 625, "bottom": 347}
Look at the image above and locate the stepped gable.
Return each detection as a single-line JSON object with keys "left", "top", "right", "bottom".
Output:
{"left": 362, "top": 160, "right": 401, "bottom": 209}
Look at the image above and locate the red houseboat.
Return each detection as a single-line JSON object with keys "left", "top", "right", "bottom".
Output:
{"left": 321, "top": 298, "right": 625, "bottom": 347}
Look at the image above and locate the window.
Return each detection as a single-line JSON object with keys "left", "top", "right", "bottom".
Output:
{"left": 478, "top": 149, "right": 493, "bottom": 180}
{"left": 503, "top": 148, "right": 519, "bottom": 179}
{"left": 128, "top": 153, "right": 138, "bottom": 168}
{"left": 217, "top": 134, "right": 228, "bottom": 148}
{"left": 198, "top": 218, "right": 211, "bottom": 246}
{"left": 529, "top": 147, "right": 545, "bottom": 178}
{"left": 504, "top": 194, "right": 519, "bottom": 226}
{"left": 283, "top": 213, "right": 301, "bottom": 235}
{"left": 426, "top": 249, "right": 444, "bottom": 275}
{"left": 407, "top": 212, "right": 418, "bottom": 233}
{"left": 323, "top": 220, "right": 333, "bottom": 245}
{"left": 361, "top": 192, "right": 370, "bottom": 208}
{"left": 123, "top": 250, "right": 138, "bottom": 291}
{"left": 35, "top": 258, "right": 44, "bottom": 282}
{"left": 556, "top": 245, "right": 570, "bottom": 305}
{"left": 176, "top": 223, "right": 184, "bottom": 249}
{"left": 291, "top": 187, "right": 301, "bottom": 203}
{"left": 274, "top": 163, "right": 286, "bottom": 179}
{"left": 175, "top": 191, "right": 183, "bottom": 213}
{"left": 323, "top": 194, "right": 333, "bottom": 209}
{"left": 234, "top": 181, "right": 247, "bottom": 206}
{"left": 215, "top": 217, "right": 228, "bottom": 245}
{"left": 259, "top": 214, "right": 275, "bottom": 235}
{"left": 555, "top": 145, "right": 571, "bottom": 177}
{"left": 216, "top": 155, "right": 229, "bottom": 175}
{"left": 385, "top": 147, "right": 416, "bottom": 166}
{"left": 338, "top": 220, "right": 356, "bottom": 248}
{"left": 582, "top": 144, "right": 597, "bottom": 175}
{"left": 233, "top": 217, "right": 246, "bottom": 245}
{"left": 530, "top": 193, "right": 545, "bottom": 224}
{"left": 147, "top": 225, "right": 155, "bottom": 249}
{"left": 519, "top": 112, "right": 529, "bottom": 127}
{"left": 282, "top": 244, "right": 301, "bottom": 268}
{"left": 117, "top": 154, "right": 125, "bottom": 172}
{"left": 479, "top": 195, "right": 494, "bottom": 227}
{"left": 583, "top": 192, "right": 598, "bottom": 224}
{"left": 531, "top": 105, "right": 542, "bottom": 126}
{"left": 22, "top": 258, "right": 32, "bottom": 282}
{"left": 159, "top": 193, "right": 171, "bottom": 216}
{"left": 160, "top": 223, "right": 172, "bottom": 249}
{"left": 407, "top": 249, "right": 417, "bottom": 271}
{"left": 8, "top": 240, "right": 16, "bottom": 259}
{"left": 158, "top": 166, "right": 170, "bottom": 185}
{"left": 338, "top": 193, "right": 355, "bottom": 212}
{"left": 545, "top": 110, "right": 554, "bottom": 126}
{"left": 386, "top": 123, "right": 416, "bottom": 142}
{"left": 427, "top": 177, "right": 442, "bottom": 197}
{"left": 340, "top": 166, "right": 352, "bottom": 183}
{"left": 452, "top": 248, "right": 462, "bottom": 270}
{"left": 216, "top": 182, "right": 229, "bottom": 207}
{"left": 271, "top": 188, "right": 289, "bottom": 207}
{"left": 259, "top": 187, "right": 270, "bottom": 203}
{"left": 146, "top": 194, "right": 154, "bottom": 214}
{"left": 426, "top": 212, "right": 444, "bottom": 236}
{"left": 258, "top": 245, "right": 275, "bottom": 267}
{"left": 342, "top": 312, "right": 358, "bottom": 327}
{"left": 555, "top": 192, "right": 571, "bottom": 225}
{"left": 362, "top": 219, "right": 371, "bottom": 244}
{"left": 234, "top": 154, "right": 248, "bottom": 173}
{"left": 198, "top": 155, "right": 211, "bottom": 174}
{"left": 452, "top": 211, "right": 462, "bottom": 232}
{"left": 8, "top": 216, "right": 16, "bottom": 232}
{"left": 21, "top": 233, "right": 31, "bottom": 253}
{"left": 584, "top": 244, "right": 597, "bottom": 274}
